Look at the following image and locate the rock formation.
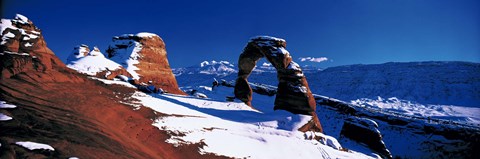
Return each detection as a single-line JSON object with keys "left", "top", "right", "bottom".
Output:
{"left": 340, "top": 117, "right": 392, "bottom": 159}
{"left": 106, "top": 33, "right": 184, "bottom": 95}
{"left": 234, "top": 36, "right": 322, "bottom": 132}
{"left": 0, "top": 14, "right": 222, "bottom": 158}
{"left": 66, "top": 45, "right": 132, "bottom": 80}
{"left": 0, "top": 14, "right": 83, "bottom": 83}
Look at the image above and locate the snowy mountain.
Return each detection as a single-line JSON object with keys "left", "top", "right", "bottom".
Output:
{"left": 94, "top": 79, "right": 378, "bottom": 159}
{"left": 173, "top": 60, "right": 322, "bottom": 88}
{"left": 172, "top": 60, "right": 237, "bottom": 76}
{"left": 305, "top": 61, "right": 480, "bottom": 107}
{"left": 175, "top": 61, "right": 479, "bottom": 108}
{"left": 172, "top": 60, "right": 322, "bottom": 76}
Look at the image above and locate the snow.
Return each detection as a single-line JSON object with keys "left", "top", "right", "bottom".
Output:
{"left": 274, "top": 47, "right": 289, "bottom": 55}
{"left": 174, "top": 60, "right": 237, "bottom": 77}
{"left": 306, "top": 61, "right": 480, "bottom": 107}
{"left": 172, "top": 61, "right": 478, "bottom": 158}
{"left": 0, "top": 18, "right": 14, "bottom": 35}
{"left": 28, "top": 34, "right": 38, "bottom": 39}
{"left": 90, "top": 77, "right": 137, "bottom": 88}
{"left": 351, "top": 97, "right": 480, "bottom": 125}
{"left": 0, "top": 101, "right": 17, "bottom": 108}
{"left": 15, "top": 14, "right": 29, "bottom": 23}
{"left": 130, "top": 85, "right": 375, "bottom": 159}
{"left": 66, "top": 45, "right": 89, "bottom": 61}
{"left": 67, "top": 46, "right": 123, "bottom": 76}
{"left": 287, "top": 61, "right": 302, "bottom": 71}
{"left": 15, "top": 141, "right": 55, "bottom": 151}
{"left": 4, "top": 32, "right": 15, "bottom": 38}
{"left": 250, "top": 36, "right": 286, "bottom": 43}
{"left": 1, "top": 15, "right": 41, "bottom": 47}
{"left": 136, "top": 32, "right": 158, "bottom": 38}
{"left": 0, "top": 51, "right": 29, "bottom": 56}
{"left": 107, "top": 37, "right": 143, "bottom": 79}
{"left": 88, "top": 47, "right": 104, "bottom": 57}
{"left": 0, "top": 113, "right": 12, "bottom": 121}
{"left": 1, "top": 32, "right": 15, "bottom": 45}
{"left": 0, "top": 101, "right": 15, "bottom": 121}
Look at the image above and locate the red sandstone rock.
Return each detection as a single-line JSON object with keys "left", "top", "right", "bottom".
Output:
{"left": 106, "top": 33, "right": 184, "bottom": 95}
{"left": 234, "top": 36, "right": 322, "bottom": 132}
{"left": 0, "top": 14, "right": 83, "bottom": 83}
{"left": 0, "top": 14, "right": 222, "bottom": 158}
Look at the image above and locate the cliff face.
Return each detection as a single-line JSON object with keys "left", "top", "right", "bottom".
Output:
{"left": 106, "top": 33, "right": 184, "bottom": 95}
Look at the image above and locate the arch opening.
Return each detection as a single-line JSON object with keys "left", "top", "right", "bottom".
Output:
{"left": 234, "top": 36, "right": 323, "bottom": 132}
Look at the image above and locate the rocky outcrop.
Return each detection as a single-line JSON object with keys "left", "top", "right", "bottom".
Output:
{"left": 340, "top": 117, "right": 392, "bottom": 159}
{"left": 106, "top": 33, "right": 184, "bottom": 95}
{"left": 234, "top": 36, "right": 322, "bottom": 132}
{"left": 0, "top": 14, "right": 83, "bottom": 83}
{"left": 66, "top": 45, "right": 132, "bottom": 80}
{"left": 0, "top": 14, "right": 223, "bottom": 158}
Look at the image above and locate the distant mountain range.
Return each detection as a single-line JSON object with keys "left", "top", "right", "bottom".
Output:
{"left": 172, "top": 60, "right": 322, "bottom": 77}
{"left": 174, "top": 61, "right": 480, "bottom": 107}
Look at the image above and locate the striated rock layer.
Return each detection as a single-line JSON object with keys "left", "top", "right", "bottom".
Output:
{"left": 106, "top": 33, "right": 184, "bottom": 95}
{"left": 0, "top": 14, "right": 222, "bottom": 158}
{"left": 0, "top": 14, "right": 83, "bottom": 83}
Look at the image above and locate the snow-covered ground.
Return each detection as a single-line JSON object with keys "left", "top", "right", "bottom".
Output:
{"left": 96, "top": 78, "right": 377, "bottom": 158}
{"left": 171, "top": 60, "right": 479, "bottom": 158}
{"left": 66, "top": 46, "right": 123, "bottom": 76}
{"left": 352, "top": 97, "right": 480, "bottom": 126}
{"left": 306, "top": 61, "right": 480, "bottom": 107}
{"left": 70, "top": 59, "right": 479, "bottom": 158}
{"left": 174, "top": 61, "right": 480, "bottom": 129}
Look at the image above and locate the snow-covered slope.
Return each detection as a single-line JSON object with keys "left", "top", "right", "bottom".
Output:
{"left": 351, "top": 97, "right": 480, "bottom": 126}
{"left": 66, "top": 45, "right": 123, "bottom": 76}
{"left": 96, "top": 78, "right": 377, "bottom": 159}
{"left": 172, "top": 61, "right": 480, "bottom": 158}
{"left": 175, "top": 61, "right": 479, "bottom": 108}
{"left": 306, "top": 61, "right": 480, "bottom": 107}
{"left": 105, "top": 34, "right": 144, "bottom": 79}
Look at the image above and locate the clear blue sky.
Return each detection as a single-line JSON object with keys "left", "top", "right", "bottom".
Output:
{"left": 2, "top": 0, "right": 479, "bottom": 68}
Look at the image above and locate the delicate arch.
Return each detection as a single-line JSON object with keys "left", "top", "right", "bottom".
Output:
{"left": 234, "top": 36, "right": 318, "bottom": 115}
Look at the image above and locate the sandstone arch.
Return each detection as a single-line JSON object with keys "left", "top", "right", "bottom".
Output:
{"left": 234, "top": 36, "right": 322, "bottom": 132}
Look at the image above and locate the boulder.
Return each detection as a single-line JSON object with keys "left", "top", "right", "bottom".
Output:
{"left": 234, "top": 36, "right": 322, "bottom": 132}
{"left": 340, "top": 117, "right": 392, "bottom": 159}
{"left": 106, "top": 33, "right": 184, "bottom": 95}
